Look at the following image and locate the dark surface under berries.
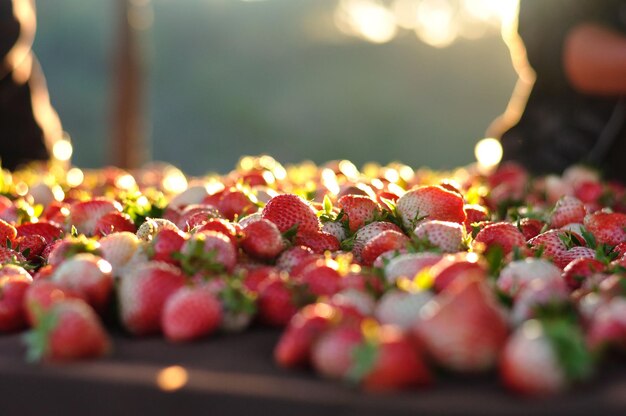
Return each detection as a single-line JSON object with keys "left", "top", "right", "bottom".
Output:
{"left": 1, "top": 327, "right": 625, "bottom": 415}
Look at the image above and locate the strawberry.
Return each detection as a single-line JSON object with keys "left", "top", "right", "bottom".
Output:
{"left": 176, "top": 204, "right": 223, "bottom": 231}
{"left": 276, "top": 245, "right": 317, "bottom": 272}
{"left": 40, "top": 201, "right": 70, "bottom": 224}
{"left": 574, "top": 180, "right": 603, "bottom": 204}
{"left": 69, "top": 198, "right": 122, "bottom": 235}
{"left": 118, "top": 261, "right": 187, "bottom": 335}
{"left": 275, "top": 302, "right": 336, "bottom": 368}
{"left": 561, "top": 258, "right": 605, "bottom": 290}
{"left": 0, "top": 274, "right": 31, "bottom": 332}
{"left": 350, "top": 221, "right": 402, "bottom": 260}
{"left": 549, "top": 196, "right": 586, "bottom": 229}
{"left": 45, "top": 236, "right": 102, "bottom": 266}
{"left": 241, "top": 266, "right": 280, "bottom": 292}
{"left": 374, "top": 289, "right": 433, "bottom": 330}
{"left": 321, "top": 221, "right": 347, "bottom": 243}
{"left": 472, "top": 222, "right": 526, "bottom": 255}
{"left": 195, "top": 218, "right": 240, "bottom": 246}
{"left": 584, "top": 211, "right": 626, "bottom": 246}
{"left": 24, "top": 279, "right": 84, "bottom": 325}
{"left": 257, "top": 278, "right": 302, "bottom": 327}
{"left": 528, "top": 229, "right": 573, "bottom": 261}
{"left": 360, "top": 230, "right": 410, "bottom": 266}
{"left": 16, "top": 222, "right": 64, "bottom": 244}
{"left": 241, "top": 219, "right": 285, "bottom": 260}
{"left": 0, "top": 219, "right": 17, "bottom": 245}
{"left": 356, "top": 325, "right": 432, "bottom": 391}
{"left": 497, "top": 258, "right": 563, "bottom": 298}
{"left": 413, "top": 220, "right": 465, "bottom": 253}
{"left": 412, "top": 277, "right": 508, "bottom": 372}
{"left": 0, "top": 246, "right": 26, "bottom": 264}
{"left": 430, "top": 252, "right": 487, "bottom": 293}
{"left": 553, "top": 246, "right": 596, "bottom": 269}
{"left": 463, "top": 204, "right": 489, "bottom": 233}
{"left": 169, "top": 184, "right": 211, "bottom": 209}
{"left": 13, "top": 234, "right": 47, "bottom": 262}
{"left": 586, "top": 297, "right": 626, "bottom": 351}
{"left": 24, "top": 299, "right": 110, "bottom": 361}
{"left": 98, "top": 231, "right": 141, "bottom": 274}
{"left": 261, "top": 194, "right": 320, "bottom": 235}
{"left": 178, "top": 231, "right": 237, "bottom": 275}
{"left": 518, "top": 217, "right": 544, "bottom": 240}
{"left": 396, "top": 185, "right": 466, "bottom": 230}
{"left": 51, "top": 253, "right": 114, "bottom": 312}
{"left": 383, "top": 252, "right": 443, "bottom": 284}
{"left": 162, "top": 285, "right": 223, "bottom": 342}
{"left": 136, "top": 217, "right": 179, "bottom": 241}
{"left": 500, "top": 319, "right": 592, "bottom": 395}
{"left": 311, "top": 325, "right": 364, "bottom": 380}
{"left": 294, "top": 230, "right": 340, "bottom": 254}
{"left": 337, "top": 195, "right": 380, "bottom": 232}
{"left": 149, "top": 228, "right": 187, "bottom": 265}
{"left": 217, "top": 188, "right": 257, "bottom": 221}
{"left": 297, "top": 260, "right": 343, "bottom": 297}
{"left": 93, "top": 211, "right": 137, "bottom": 236}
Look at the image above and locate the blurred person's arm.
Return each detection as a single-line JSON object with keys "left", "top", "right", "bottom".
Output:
{"left": 564, "top": 23, "right": 626, "bottom": 95}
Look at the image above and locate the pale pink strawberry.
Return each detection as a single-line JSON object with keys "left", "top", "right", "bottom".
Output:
{"left": 261, "top": 194, "right": 320, "bottom": 235}
{"left": 311, "top": 326, "right": 364, "bottom": 380}
{"left": 69, "top": 199, "right": 122, "bottom": 235}
{"left": 51, "top": 254, "right": 114, "bottom": 312}
{"left": 351, "top": 221, "right": 402, "bottom": 260}
{"left": 195, "top": 218, "right": 240, "bottom": 246}
{"left": 330, "top": 289, "right": 377, "bottom": 316}
{"left": 586, "top": 297, "right": 626, "bottom": 351}
{"left": 0, "top": 274, "right": 31, "bottom": 332}
{"left": 45, "top": 236, "right": 102, "bottom": 266}
{"left": 162, "top": 285, "right": 223, "bottom": 342}
{"left": 383, "top": 252, "right": 443, "bottom": 284}
{"left": 276, "top": 246, "right": 317, "bottom": 272}
{"left": 549, "top": 196, "right": 586, "bottom": 229}
{"left": 528, "top": 230, "right": 573, "bottom": 260}
{"left": 412, "top": 277, "right": 508, "bottom": 372}
{"left": 237, "top": 212, "right": 262, "bottom": 228}
{"left": 294, "top": 230, "right": 340, "bottom": 254}
{"left": 430, "top": 252, "right": 487, "bottom": 293}
{"left": 337, "top": 195, "right": 381, "bottom": 232}
{"left": 509, "top": 279, "right": 570, "bottom": 326}
{"left": 396, "top": 185, "right": 466, "bottom": 230}
{"left": 176, "top": 204, "right": 222, "bottom": 231}
{"left": 24, "top": 279, "right": 84, "bottom": 325}
{"left": 136, "top": 218, "right": 179, "bottom": 241}
{"left": 360, "top": 230, "right": 410, "bottom": 266}
{"left": 93, "top": 211, "right": 137, "bottom": 236}
{"left": 24, "top": 299, "right": 111, "bottom": 362}
{"left": 497, "top": 258, "right": 564, "bottom": 298}
{"left": 98, "top": 231, "right": 141, "bottom": 275}
{"left": 374, "top": 289, "right": 433, "bottom": 330}
{"left": 241, "top": 219, "right": 285, "bottom": 260}
{"left": 414, "top": 220, "right": 465, "bottom": 253}
{"left": 321, "top": 221, "right": 347, "bottom": 243}
{"left": 0, "top": 219, "right": 17, "bottom": 245}
{"left": 584, "top": 211, "right": 626, "bottom": 246}
{"left": 169, "top": 184, "right": 210, "bottom": 209}
{"left": 472, "top": 222, "right": 526, "bottom": 255}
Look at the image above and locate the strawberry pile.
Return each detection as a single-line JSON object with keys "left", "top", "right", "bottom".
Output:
{"left": 2, "top": 157, "right": 626, "bottom": 395}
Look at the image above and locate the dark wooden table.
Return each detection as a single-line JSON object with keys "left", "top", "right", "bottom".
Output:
{"left": 1, "top": 327, "right": 626, "bottom": 416}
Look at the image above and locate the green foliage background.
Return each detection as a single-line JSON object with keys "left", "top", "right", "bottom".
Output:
{"left": 34, "top": 0, "right": 517, "bottom": 175}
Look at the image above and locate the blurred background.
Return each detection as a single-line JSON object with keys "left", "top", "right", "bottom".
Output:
{"left": 34, "top": 0, "right": 518, "bottom": 175}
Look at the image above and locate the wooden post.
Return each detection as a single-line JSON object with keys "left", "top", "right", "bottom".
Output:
{"left": 111, "top": 0, "right": 145, "bottom": 169}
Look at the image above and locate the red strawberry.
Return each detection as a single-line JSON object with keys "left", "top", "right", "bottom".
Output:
{"left": 241, "top": 219, "right": 285, "bottom": 260}
{"left": 528, "top": 229, "right": 573, "bottom": 260}
{"left": 311, "top": 325, "right": 364, "bottom": 380}
{"left": 0, "top": 274, "right": 31, "bottom": 332}
{"left": 13, "top": 234, "right": 47, "bottom": 262}
{"left": 275, "top": 302, "right": 336, "bottom": 368}
{"left": 69, "top": 199, "right": 122, "bottom": 235}
{"left": 414, "top": 220, "right": 465, "bottom": 253}
{"left": 162, "top": 286, "right": 223, "bottom": 342}
{"left": 463, "top": 204, "right": 489, "bottom": 233}
{"left": 0, "top": 246, "right": 26, "bottom": 264}
{"left": 549, "top": 196, "right": 586, "bottom": 229}
{"left": 294, "top": 230, "right": 340, "bottom": 254}
{"left": 24, "top": 299, "right": 110, "bottom": 361}
{"left": 472, "top": 222, "right": 526, "bottom": 255}
{"left": 321, "top": 221, "right": 347, "bottom": 242}
{"left": 0, "top": 219, "right": 17, "bottom": 245}
{"left": 93, "top": 211, "right": 137, "bottom": 236}
{"left": 149, "top": 228, "right": 187, "bottom": 265}
{"left": 217, "top": 189, "right": 257, "bottom": 221}
{"left": 337, "top": 195, "right": 380, "bottom": 233}
{"left": 562, "top": 258, "right": 605, "bottom": 290}
{"left": 195, "top": 218, "right": 240, "bottom": 245}
{"left": 16, "top": 222, "right": 64, "bottom": 244}
{"left": 297, "top": 260, "right": 342, "bottom": 297}
{"left": 351, "top": 221, "right": 402, "bottom": 260}
{"left": 518, "top": 218, "right": 545, "bottom": 240}
{"left": 24, "top": 279, "right": 84, "bottom": 325}
{"left": 360, "top": 230, "right": 410, "bottom": 266}
{"left": 176, "top": 204, "right": 222, "bottom": 231}
{"left": 257, "top": 278, "right": 301, "bottom": 327}
{"left": 430, "top": 252, "right": 487, "bottom": 293}
{"left": 51, "top": 254, "right": 114, "bottom": 312}
{"left": 118, "top": 261, "right": 187, "bottom": 335}
{"left": 179, "top": 231, "right": 237, "bottom": 274}
{"left": 584, "top": 211, "right": 626, "bottom": 246}
{"left": 358, "top": 326, "right": 432, "bottom": 391}
{"left": 574, "top": 180, "right": 603, "bottom": 204}
{"left": 242, "top": 266, "right": 280, "bottom": 292}
{"left": 45, "top": 236, "right": 102, "bottom": 266}
{"left": 41, "top": 201, "right": 70, "bottom": 224}
{"left": 412, "top": 277, "right": 508, "bottom": 372}
{"left": 276, "top": 246, "right": 317, "bottom": 272}
{"left": 396, "top": 185, "right": 466, "bottom": 230}
{"left": 261, "top": 194, "right": 320, "bottom": 235}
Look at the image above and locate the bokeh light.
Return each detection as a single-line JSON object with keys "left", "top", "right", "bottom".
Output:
{"left": 156, "top": 365, "right": 188, "bottom": 392}
{"left": 474, "top": 137, "right": 503, "bottom": 170}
